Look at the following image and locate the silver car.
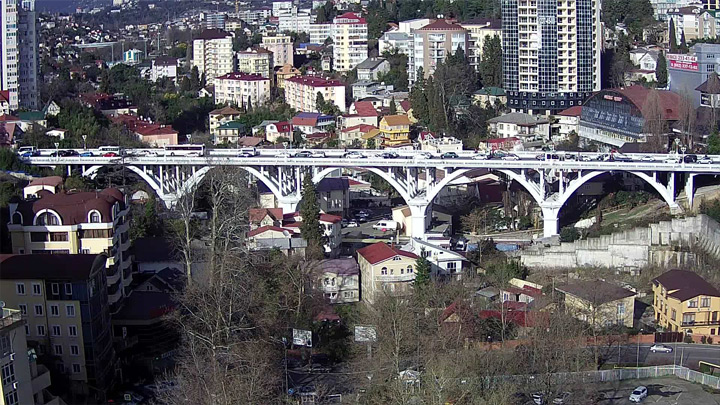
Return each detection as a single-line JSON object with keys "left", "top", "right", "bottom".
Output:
{"left": 650, "top": 344, "right": 673, "bottom": 353}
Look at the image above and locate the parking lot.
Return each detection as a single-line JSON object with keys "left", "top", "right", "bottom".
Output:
{"left": 595, "top": 377, "right": 720, "bottom": 404}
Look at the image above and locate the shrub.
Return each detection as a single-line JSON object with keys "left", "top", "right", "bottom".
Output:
{"left": 559, "top": 226, "right": 581, "bottom": 243}
{"left": 702, "top": 336, "right": 708, "bottom": 344}
{"left": 709, "top": 337, "right": 714, "bottom": 345}
{"left": 684, "top": 335, "right": 694, "bottom": 343}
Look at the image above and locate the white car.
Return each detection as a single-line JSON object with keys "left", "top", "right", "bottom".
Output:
{"left": 343, "top": 151, "right": 365, "bottom": 158}
{"left": 629, "top": 386, "right": 648, "bottom": 402}
{"left": 277, "top": 151, "right": 292, "bottom": 158}
{"left": 650, "top": 344, "right": 673, "bottom": 353}
{"left": 472, "top": 152, "right": 489, "bottom": 160}
{"left": 311, "top": 151, "right": 326, "bottom": 158}
{"left": 501, "top": 153, "right": 520, "bottom": 161}
{"left": 415, "top": 152, "right": 433, "bottom": 159}
{"left": 346, "top": 220, "right": 359, "bottom": 228}
{"left": 664, "top": 155, "right": 681, "bottom": 164}
{"left": 640, "top": 155, "right": 655, "bottom": 162}
{"left": 699, "top": 155, "right": 714, "bottom": 164}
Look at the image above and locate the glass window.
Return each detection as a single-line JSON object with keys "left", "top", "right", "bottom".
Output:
{"left": 66, "top": 305, "right": 75, "bottom": 317}
{"left": 1, "top": 363, "right": 15, "bottom": 385}
{"left": 0, "top": 335, "right": 10, "bottom": 356}
{"left": 689, "top": 299, "right": 698, "bottom": 308}
{"left": 15, "top": 283, "right": 24, "bottom": 295}
{"left": 50, "top": 305, "right": 59, "bottom": 317}
{"left": 701, "top": 297, "right": 711, "bottom": 307}
{"left": 53, "top": 345, "right": 62, "bottom": 355}
{"left": 51, "top": 325, "right": 61, "bottom": 336}
{"left": 18, "top": 304, "right": 26, "bottom": 315}
{"left": 89, "top": 212, "right": 101, "bottom": 223}
{"left": 381, "top": 267, "right": 387, "bottom": 275}
{"left": 70, "top": 345, "right": 79, "bottom": 356}
{"left": 51, "top": 283, "right": 59, "bottom": 295}
{"left": 36, "top": 325, "right": 45, "bottom": 336}
{"left": 4, "top": 390, "right": 19, "bottom": 405}
{"left": 34, "top": 305, "right": 43, "bottom": 316}
{"left": 31, "top": 283, "right": 41, "bottom": 295}
{"left": 72, "top": 363, "right": 81, "bottom": 373}
{"left": 68, "top": 325, "right": 78, "bottom": 337}
{"left": 64, "top": 283, "right": 72, "bottom": 295}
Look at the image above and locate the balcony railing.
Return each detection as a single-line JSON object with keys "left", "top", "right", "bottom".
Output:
{"left": 682, "top": 320, "right": 720, "bottom": 327}
{"left": 375, "top": 274, "right": 415, "bottom": 282}
{"left": 31, "top": 365, "right": 52, "bottom": 393}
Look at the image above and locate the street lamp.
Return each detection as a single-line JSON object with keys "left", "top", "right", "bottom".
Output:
{"left": 187, "top": 134, "right": 192, "bottom": 144}
{"left": 636, "top": 328, "right": 644, "bottom": 377}
{"left": 54, "top": 142, "right": 59, "bottom": 161}
{"left": 82, "top": 135, "right": 87, "bottom": 150}
{"left": 681, "top": 146, "right": 687, "bottom": 163}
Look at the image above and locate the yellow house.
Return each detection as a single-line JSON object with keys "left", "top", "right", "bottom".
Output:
{"left": 556, "top": 280, "right": 636, "bottom": 328}
{"left": 357, "top": 242, "right": 419, "bottom": 303}
{"left": 378, "top": 115, "right": 411, "bottom": 147}
{"left": 653, "top": 269, "right": 720, "bottom": 336}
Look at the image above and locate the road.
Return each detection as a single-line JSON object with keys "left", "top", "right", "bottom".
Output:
{"left": 601, "top": 343, "right": 720, "bottom": 369}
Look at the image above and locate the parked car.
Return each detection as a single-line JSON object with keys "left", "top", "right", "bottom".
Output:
{"left": 650, "top": 344, "right": 673, "bottom": 353}
{"left": 683, "top": 154, "right": 698, "bottom": 163}
{"left": 80, "top": 151, "right": 94, "bottom": 157}
{"left": 664, "top": 155, "right": 682, "bottom": 164}
{"left": 311, "top": 151, "right": 326, "bottom": 158}
{"left": 629, "top": 386, "right": 648, "bottom": 402}
{"left": 532, "top": 392, "right": 545, "bottom": 404}
{"left": 378, "top": 151, "right": 400, "bottom": 159}
{"left": 699, "top": 155, "right": 714, "bottom": 164}
{"left": 552, "top": 392, "right": 571, "bottom": 404}
{"left": 346, "top": 220, "right": 359, "bottom": 228}
{"left": 103, "top": 152, "right": 119, "bottom": 157}
{"left": 535, "top": 153, "right": 563, "bottom": 161}
{"left": 440, "top": 152, "right": 460, "bottom": 159}
{"left": 472, "top": 152, "right": 489, "bottom": 160}
{"left": 415, "top": 152, "right": 434, "bottom": 159}
{"left": 293, "top": 151, "right": 313, "bottom": 158}
{"left": 343, "top": 151, "right": 365, "bottom": 158}
{"left": 276, "top": 151, "right": 292, "bottom": 158}
{"left": 501, "top": 153, "right": 520, "bottom": 161}
{"left": 237, "top": 147, "right": 259, "bottom": 157}
{"left": 640, "top": 155, "right": 655, "bottom": 162}
{"left": 20, "top": 150, "right": 40, "bottom": 158}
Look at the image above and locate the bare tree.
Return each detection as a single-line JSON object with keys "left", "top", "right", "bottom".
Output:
{"left": 169, "top": 176, "right": 200, "bottom": 283}
{"left": 642, "top": 90, "right": 668, "bottom": 152}
{"left": 677, "top": 91, "right": 696, "bottom": 150}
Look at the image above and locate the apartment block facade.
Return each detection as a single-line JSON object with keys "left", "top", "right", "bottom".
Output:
{"left": 236, "top": 48, "right": 274, "bottom": 79}
{"left": 214, "top": 72, "right": 271, "bottom": 108}
{"left": 284, "top": 75, "right": 346, "bottom": 113}
{"left": 501, "top": 0, "right": 601, "bottom": 114}
{"left": 1, "top": 0, "right": 39, "bottom": 110}
{"left": 7, "top": 188, "right": 133, "bottom": 314}
{"left": 332, "top": 12, "right": 368, "bottom": 72}
{"left": 409, "top": 20, "right": 469, "bottom": 85}
{"left": 261, "top": 35, "right": 294, "bottom": 67}
{"left": 460, "top": 18, "right": 502, "bottom": 72}
{"left": 191, "top": 29, "right": 234, "bottom": 81}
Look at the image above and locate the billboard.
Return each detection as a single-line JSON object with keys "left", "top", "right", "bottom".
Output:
{"left": 667, "top": 54, "right": 699, "bottom": 71}
{"left": 293, "top": 328, "right": 312, "bottom": 347}
{"left": 354, "top": 325, "right": 377, "bottom": 342}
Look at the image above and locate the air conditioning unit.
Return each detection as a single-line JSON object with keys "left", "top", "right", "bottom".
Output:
{"left": 9, "top": 352, "right": 15, "bottom": 361}
{"left": 12, "top": 381, "right": 18, "bottom": 390}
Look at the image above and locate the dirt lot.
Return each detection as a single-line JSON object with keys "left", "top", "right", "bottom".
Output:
{"left": 595, "top": 377, "right": 720, "bottom": 404}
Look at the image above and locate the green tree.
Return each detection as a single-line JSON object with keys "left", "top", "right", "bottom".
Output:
{"left": 64, "top": 176, "right": 91, "bottom": 191}
{"left": 190, "top": 66, "right": 201, "bottom": 91}
{"left": 299, "top": 174, "right": 325, "bottom": 260}
{"left": 414, "top": 254, "right": 432, "bottom": 289}
{"left": 389, "top": 96, "right": 397, "bottom": 114}
{"left": 559, "top": 226, "right": 580, "bottom": 243}
{"left": 669, "top": 19, "right": 679, "bottom": 53}
{"left": 680, "top": 31, "right": 689, "bottom": 53}
{"left": 377, "top": 50, "right": 409, "bottom": 91}
{"left": 409, "top": 67, "right": 428, "bottom": 124}
{"left": 315, "top": 1, "right": 337, "bottom": 23}
{"left": 316, "top": 92, "right": 326, "bottom": 113}
{"left": 708, "top": 129, "right": 720, "bottom": 154}
{"left": 366, "top": 138, "right": 376, "bottom": 149}
{"left": 656, "top": 53, "right": 668, "bottom": 88}
{"left": 478, "top": 35, "right": 503, "bottom": 88}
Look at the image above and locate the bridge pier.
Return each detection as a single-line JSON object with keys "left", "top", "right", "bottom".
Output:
{"left": 685, "top": 173, "right": 696, "bottom": 210}
{"left": 540, "top": 205, "right": 561, "bottom": 238}
{"left": 278, "top": 195, "right": 302, "bottom": 213}
{"left": 408, "top": 202, "right": 430, "bottom": 240}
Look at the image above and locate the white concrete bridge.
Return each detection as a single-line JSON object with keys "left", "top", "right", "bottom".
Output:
{"left": 22, "top": 149, "right": 720, "bottom": 240}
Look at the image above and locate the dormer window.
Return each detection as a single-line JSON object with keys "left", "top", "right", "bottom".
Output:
{"left": 35, "top": 211, "right": 60, "bottom": 226}
{"left": 89, "top": 211, "right": 101, "bottom": 223}
{"left": 393, "top": 256, "right": 402, "bottom": 261}
{"left": 12, "top": 212, "right": 22, "bottom": 224}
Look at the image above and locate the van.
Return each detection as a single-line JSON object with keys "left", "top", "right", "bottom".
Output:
{"left": 535, "top": 152, "right": 563, "bottom": 161}
{"left": 18, "top": 146, "right": 37, "bottom": 154}
{"left": 98, "top": 146, "right": 123, "bottom": 155}
{"left": 238, "top": 147, "right": 258, "bottom": 157}
{"left": 372, "top": 220, "right": 397, "bottom": 231}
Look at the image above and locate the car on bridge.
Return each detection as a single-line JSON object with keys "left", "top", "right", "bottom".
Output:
{"left": 699, "top": 155, "right": 714, "bottom": 164}
{"left": 650, "top": 344, "right": 673, "bottom": 353}
{"left": 237, "top": 147, "right": 259, "bottom": 158}
{"left": 377, "top": 151, "right": 400, "bottom": 159}
{"left": 491, "top": 151, "right": 520, "bottom": 160}
{"left": 80, "top": 151, "right": 94, "bottom": 157}
{"left": 343, "top": 151, "right": 365, "bottom": 158}
{"left": 103, "top": 152, "right": 120, "bottom": 157}
{"left": 441, "top": 152, "right": 460, "bottom": 159}
{"left": 472, "top": 152, "right": 489, "bottom": 160}
{"left": 683, "top": 154, "right": 698, "bottom": 163}
{"left": 664, "top": 155, "right": 682, "bottom": 164}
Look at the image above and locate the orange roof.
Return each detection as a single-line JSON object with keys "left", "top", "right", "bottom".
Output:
{"left": 249, "top": 208, "right": 284, "bottom": 223}
{"left": 557, "top": 106, "right": 582, "bottom": 117}
{"left": 28, "top": 176, "right": 63, "bottom": 187}
{"left": 357, "top": 242, "right": 418, "bottom": 265}
{"left": 381, "top": 114, "right": 411, "bottom": 126}
{"left": 210, "top": 106, "right": 242, "bottom": 116}
{"left": 418, "top": 19, "right": 465, "bottom": 31}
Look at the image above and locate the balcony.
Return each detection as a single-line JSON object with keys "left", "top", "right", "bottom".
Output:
{"left": 376, "top": 274, "right": 415, "bottom": 282}
{"left": 682, "top": 320, "right": 720, "bottom": 327}
{"left": 32, "top": 365, "right": 52, "bottom": 393}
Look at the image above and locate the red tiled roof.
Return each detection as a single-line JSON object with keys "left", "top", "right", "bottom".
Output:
{"left": 557, "top": 106, "right": 582, "bottom": 117}
{"left": 352, "top": 101, "right": 378, "bottom": 117}
{"left": 342, "top": 124, "right": 377, "bottom": 133}
{"left": 248, "top": 225, "right": 289, "bottom": 237}
{"left": 238, "top": 137, "right": 264, "bottom": 147}
{"left": 215, "top": 72, "right": 269, "bottom": 81}
{"left": 135, "top": 124, "right": 178, "bottom": 136}
{"left": 0, "top": 114, "right": 19, "bottom": 121}
{"left": 607, "top": 85, "right": 682, "bottom": 121}
{"left": 400, "top": 100, "right": 411, "bottom": 112}
{"left": 334, "top": 12, "right": 367, "bottom": 24}
{"left": 292, "top": 116, "right": 318, "bottom": 127}
{"left": 273, "top": 121, "right": 292, "bottom": 132}
{"left": 418, "top": 19, "right": 466, "bottom": 31}
{"left": 28, "top": 176, "right": 63, "bottom": 187}
{"left": 286, "top": 75, "right": 344, "bottom": 87}
{"left": 319, "top": 213, "right": 342, "bottom": 223}
{"left": 249, "top": 208, "right": 284, "bottom": 223}
{"left": 357, "top": 242, "right": 419, "bottom": 265}
{"left": 0, "top": 90, "right": 10, "bottom": 103}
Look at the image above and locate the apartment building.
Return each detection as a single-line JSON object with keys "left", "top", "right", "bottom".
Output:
{"left": 0, "top": 307, "right": 59, "bottom": 405}
{"left": 653, "top": 269, "right": 720, "bottom": 336}
{"left": 332, "top": 12, "right": 368, "bottom": 72}
{"left": 150, "top": 57, "right": 179, "bottom": 83}
{"left": 214, "top": 72, "right": 271, "bottom": 108}
{"left": 501, "top": 0, "right": 601, "bottom": 114}
{"left": 7, "top": 187, "right": 133, "bottom": 314}
{"left": 262, "top": 35, "right": 294, "bottom": 67}
{"left": 277, "top": 6, "right": 313, "bottom": 34}
{"left": 275, "top": 63, "right": 301, "bottom": 89}
{"left": 0, "top": 254, "right": 116, "bottom": 398}
{"left": 379, "top": 18, "right": 431, "bottom": 55}
{"left": 191, "top": 29, "right": 234, "bottom": 81}
{"left": 236, "top": 48, "right": 274, "bottom": 79}
{"left": 310, "top": 23, "right": 332, "bottom": 44}
{"left": 460, "top": 18, "right": 501, "bottom": 71}
{"left": 379, "top": 114, "right": 411, "bottom": 147}
{"left": 1, "top": 0, "right": 39, "bottom": 110}
{"left": 668, "top": 6, "right": 717, "bottom": 44}
{"left": 357, "top": 242, "right": 419, "bottom": 304}
{"left": 284, "top": 75, "right": 346, "bottom": 113}
{"left": 409, "top": 20, "right": 469, "bottom": 85}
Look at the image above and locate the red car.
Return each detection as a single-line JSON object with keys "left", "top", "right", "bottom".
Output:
{"left": 103, "top": 152, "right": 118, "bottom": 157}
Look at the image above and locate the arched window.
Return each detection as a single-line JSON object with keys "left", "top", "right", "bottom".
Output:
{"left": 407, "top": 265, "right": 414, "bottom": 274}
{"left": 12, "top": 212, "right": 22, "bottom": 224}
{"left": 35, "top": 211, "right": 60, "bottom": 226}
{"left": 88, "top": 211, "right": 101, "bottom": 223}
{"left": 381, "top": 267, "right": 388, "bottom": 275}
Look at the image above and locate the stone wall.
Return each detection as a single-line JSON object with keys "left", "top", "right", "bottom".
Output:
{"left": 519, "top": 215, "right": 720, "bottom": 271}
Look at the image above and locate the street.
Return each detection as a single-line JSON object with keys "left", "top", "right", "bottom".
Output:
{"left": 601, "top": 343, "right": 720, "bottom": 369}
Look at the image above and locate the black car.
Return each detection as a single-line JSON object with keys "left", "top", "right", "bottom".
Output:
{"left": 379, "top": 151, "right": 400, "bottom": 159}
{"left": 440, "top": 152, "right": 459, "bottom": 159}
{"left": 293, "top": 151, "right": 313, "bottom": 158}
{"left": 683, "top": 154, "right": 698, "bottom": 163}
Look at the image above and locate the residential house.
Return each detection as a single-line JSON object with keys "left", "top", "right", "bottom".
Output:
{"left": 315, "top": 177, "right": 350, "bottom": 216}
{"left": 22, "top": 176, "right": 63, "bottom": 198}
{"left": 668, "top": 6, "right": 717, "bottom": 44}
{"left": 0, "top": 307, "right": 59, "bottom": 405}
{"left": 209, "top": 106, "right": 242, "bottom": 139}
{"left": 487, "top": 112, "right": 551, "bottom": 143}
{"left": 292, "top": 112, "right": 335, "bottom": 134}
{"left": 46, "top": 128, "right": 68, "bottom": 140}
{"left": 653, "top": 269, "right": 720, "bottom": 336}
{"left": 80, "top": 93, "right": 137, "bottom": 117}
{"left": 284, "top": 76, "right": 346, "bottom": 113}
{"left": 309, "top": 23, "right": 332, "bottom": 43}
{"left": 338, "top": 101, "right": 379, "bottom": 129}
{"left": 17, "top": 111, "right": 47, "bottom": 133}
{"left": 7, "top": 188, "right": 133, "bottom": 314}
{"left": 402, "top": 238, "right": 466, "bottom": 279}
{"left": 265, "top": 121, "right": 293, "bottom": 143}
{"left": 357, "top": 242, "right": 420, "bottom": 303}
{"left": 215, "top": 121, "right": 247, "bottom": 145}
{"left": 262, "top": 35, "right": 294, "bottom": 67}
{"left": 473, "top": 87, "right": 507, "bottom": 106}
{"left": 43, "top": 100, "right": 61, "bottom": 117}
{"left": 275, "top": 64, "right": 301, "bottom": 89}
{"left": 419, "top": 133, "right": 463, "bottom": 152}
{"left": 553, "top": 106, "right": 582, "bottom": 141}
{"left": 249, "top": 208, "right": 285, "bottom": 230}
{"left": 191, "top": 29, "right": 234, "bottom": 81}
{"left": 109, "top": 114, "right": 178, "bottom": 147}
{"left": 556, "top": 280, "right": 636, "bottom": 328}
{"left": 317, "top": 258, "right": 360, "bottom": 303}
{"left": 213, "top": 73, "right": 271, "bottom": 108}
{"left": 247, "top": 210, "right": 343, "bottom": 256}
{"left": 0, "top": 254, "right": 116, "bottom": 397}
{"left": 339, "top": 124, "right": 378, "bottom": 146}
{"left": 236, "top": 48, "right": 274, "bottom": 79}
{"left": 123, "top": 48, "right": 143, "bottom": 64}
{"left": 356, "top": 57, "right": 390, "bottom": 81}
{"left": 0, "top": 90, "right": 10, "bottom": 115}
{"left": 499, "top": 278, "right": 544, "bottom": 306}
{"left": 379, "top": 114, "right": 411, "bottom": 147}
{"left": 379, "top": 31, "right": 412, "bottom": 55}
{"left": 277, "top": 6, "right": 312, "bottom": 34}
{"left": 132, "top": 237, "right": 182, "bottom": 274}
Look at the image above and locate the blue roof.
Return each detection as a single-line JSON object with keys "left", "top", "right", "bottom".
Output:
{"left": 296, "top": 112, "right": 322, "bottom": 118}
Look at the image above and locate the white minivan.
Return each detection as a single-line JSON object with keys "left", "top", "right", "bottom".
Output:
{"left": 238, "top": 147, "right": 259, "bottom": 157}
{"left": 372, "top": 220, "right": 397, "bottom": 231}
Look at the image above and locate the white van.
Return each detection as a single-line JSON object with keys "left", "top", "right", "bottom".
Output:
{"left": 18, "top": 146, "right": 37, "bottom": 154}
{"left": 372, "top": 220, "right": 397, "bottom": 231}
{"left": 98, "top": 146, "right": 123, "bottom": 155}
{"left": 238, "top": 147, "right": 259, "bottom": 157}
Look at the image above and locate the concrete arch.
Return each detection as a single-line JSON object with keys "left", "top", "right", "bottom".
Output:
{"left": 629, "top": 171, "right": 680, "bottom": 210}
{"left": 311, "top": 166, "right": 413, "bottom": 203}
{"left": 496, "top": 169, "right": 545, "bottom": 205}
{"left": 424, "top": 168, "right": 472, "bottom": 205}
{"left": 555, "top": 170, "right": 607, "bottom": 208}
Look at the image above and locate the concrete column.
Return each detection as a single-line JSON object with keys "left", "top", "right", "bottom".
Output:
{"left": 278, "top": 196, "right": 301, "bottom": 213}
{"left": 159, "top": 166, "right": 165, "bottom": 193}
{"left": 408, "top": 203, "right": 429, "bottom": 240}
{"left": 559, "top": 171, "right": 565, "bottom": 195}
{"left": 685, "top": 173, "right": 696, "bottom": 210}
{"left": 540, "top": 170, "right": 546, "bottom": 199}
{"left": 541, "top": 205, "right": 561, "bottom": 238}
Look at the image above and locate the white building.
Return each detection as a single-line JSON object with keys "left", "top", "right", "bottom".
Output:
{"left": 501, "top": 0, "right": 602, "bottom": 114}
{"left": 402, "top": 238, "right": 466, "bottom": 279}
{"left": 553, "top": 106, "right": 582, "bottom": 141}
{"left": 356, "top": 57, "right": 390, "bottom": 81}
{"left": 419, "top": 134, "right": 464, "bottom": 152}
{"left": 2, "top": 0, "right": 39, "bottom": 110}
{"left": 214, "top": 72, "right": 271, "bottom": 109}
{"left": 629, "top": 48, "right": 660, "bottom": 71}
{"left": 150, "top": 57, "right": 179, "bottom": 82}
{"left": 379, "top": 32, "right": 412, "bottom": 55}
{"left": 487, "top": 112, "right": 551, "bottom": 142}
{"left": 262, "top": 35, "right": 294, "bottom": 67}
{"left": 123, "top": 48, "right": 143, "bottom": 64}
{"left": 284, "top": 75, "right": 346, "bottom": 113}
{"left": 272, "top": 0, "right": 293, "bottom": 16}
{"left": 332, "top": 12, "right": 368, "bottom": 72}
{"left": 409, "top": 20, "right": 469, "bottom": 85}
{"left": 191, "top": 29, "right": 234, "bottom": 81}
{"left": 236, "top": 48, "right": 274, "bottom": 78}
{"left": 278, "top": 7, "right": 313, "bottom": 34}
{"left": 317, "top": 258, "right": 360, "bottom": 304}
{"left": 310, "top": 23, "right": 332, "bottom": 44}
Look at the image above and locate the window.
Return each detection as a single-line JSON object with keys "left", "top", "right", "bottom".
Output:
{"left": 381, "top": 267, "right": 387, "bottom": 275}
{"left": 68, "top": 325, "right": 78, "bottom": 337}
{"left": 51, "top": 283, "right": 59, "bottom": 295}
{"left": 70, "top": 345, "right": 79, "bottom": 356}
{"left": 689, "top": 299, "right": 698, "bottom": 308}
{"left": 72, "top": 363, "right": 81, "bottom": 373}
{"left": 702, "top": 297, "right": 711, "bottom": 308}
{"left": 51, "top": 325, "right": 61, "bottom": 336}
{"left": 1, "top": 363, "right": 15, "bottom": 385}
{"left": 0, "top": 335, "right": 10, "bottom": 356}
{"left": 66, "top": 305, "right": 75, "bottom": 317}
{"left": 393, "top": 256, "right": 402, "bottom": 261}
{"left": 407, "top": 265, "right": 413, "bottom": 273}
{"left": 89, "top": 211, "right": 101, "bottom": 223}
{"left": 53, "top": 344, "right": 62, "bottom": 355}
{"left": 31, "top": 283, "right": 41, "bottom": 296}
{"left": 30, "top": 232, "right": 47, "bottom": 242}
{"left": 617, "top": 302, "right": 625, "bottom": 317}
{"left": 343, "top": 291, "right": 354, "bottom": 298}
{"left": 49, "top": 232, "right": 68, "bottom": 242}
{"left": 390, "top": 269, "right": 394, "bottom": 275}
{"left": 400, "top": 268, "right": 404, "bottom": 274}
{"left": 34, "top": 304, "right": 43, "bottom": 316}
{"left": 4, "top": 390, "right": 18, "bottom": 405}
{"left": 50, "top": 304, "right": 59, "bottom": 316}
{"left": 15, "top": 283, "right": 25, "bottom": 295}
{"left": 447, "top": 262, "right": 457, "bottom": 271}
{"left": 24, "top": 325, "right": 29, "bottom": 336}
{"left": 672, "top": 309, "right": 677, "bottom": 321}
{"left": 64, "top": 283, "right": 72, "bottom": 295}
{"left": 37, "top": 325, "right": 45, "bottom": 336}
{"left": 18, "top": 304, "right": 26, "bottom": 315}
{"left": 683, "top": 313, "right": 696, "bottom": 325}
{"left": 35, "top": 211, "right": 59, "bottom": 225}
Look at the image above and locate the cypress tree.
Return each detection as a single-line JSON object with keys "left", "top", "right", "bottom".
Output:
{"left": 299, "top": 174, "right": 325, "bottom": 260}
